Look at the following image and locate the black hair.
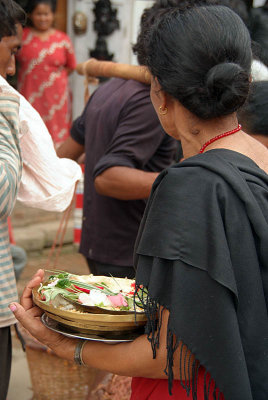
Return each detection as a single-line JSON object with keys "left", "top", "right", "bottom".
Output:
{"left": 0, "top": 0, "right": 26, "bottom": 40}
{"left": 132, "top": 0, "right": 218, "bottom": 66}
{"left": 219, "top": 0, "right": 249, "bottom": 25}
{"left": 143, "top": 5, "right": 252, "bottom": 120}
{"left": 27, "top": 0, "right": 57, "bottom": 14}
{"left": 237, "top": 81, "right": 268, "bottom": 136}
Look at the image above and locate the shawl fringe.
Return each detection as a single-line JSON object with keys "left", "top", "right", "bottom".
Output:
{"left": 135, "top": 285, "right": 224, "bottom": 399}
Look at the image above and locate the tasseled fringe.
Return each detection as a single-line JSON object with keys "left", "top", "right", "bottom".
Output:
{"left": 203, "top": 370, "right": 222, "bottom": 400}
{"left": 134, "top": 285, "right": 163, "bottom": 358}
{"left": 171, "top": 336, "right": 223, "bottom": 399}
{"left": 192, "top": 362, "right": 200, "bottom": 400}
{"left": 165, "top": 329, "right": 180, "bottom": 395}
{"left": 134, "top": 288, "right": 224, "bottom": 400}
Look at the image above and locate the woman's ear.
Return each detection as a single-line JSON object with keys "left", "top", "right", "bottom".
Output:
{"left": 152, "top": 80, "right": 168, "bottom": 111}
{"left": 159, "top": 91, "right": 168, "bottom": 110}
{"left": 151, "top": 76, "right": 162, "bottom": 95}
{"left": 160, "top": 91, "right": 176, "bottom": 116}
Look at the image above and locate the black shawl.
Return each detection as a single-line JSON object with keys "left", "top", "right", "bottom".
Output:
{"left": 134, "top": 149, "right": 268, "bottom": 400}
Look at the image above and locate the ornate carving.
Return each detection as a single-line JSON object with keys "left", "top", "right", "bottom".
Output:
{"left": 90, "top": 0, "right": 120, "bottom": 62}
{"left": 93, "top": 0, "right": 120, "bottom": 36}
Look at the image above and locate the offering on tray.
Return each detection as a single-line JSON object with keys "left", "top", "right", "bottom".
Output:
{"left": 36, "top": 271, "right": 145, "bottom": 313}
{"left": 33, "top": 270, "right": 148, "bottom": 335}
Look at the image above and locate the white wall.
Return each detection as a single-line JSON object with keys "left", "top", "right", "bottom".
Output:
{"left": 131, "top": 0, "right": 154, "bottom": 64}
{"left": 67, "top": 0, "right": 153, "bottom": 119}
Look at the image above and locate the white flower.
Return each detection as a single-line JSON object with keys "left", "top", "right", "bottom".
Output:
{"left": 79, "top": 290, "right": 111, "bottom": 307}
{"left": 47, "top": 278, "right": 59, "bottom": 287}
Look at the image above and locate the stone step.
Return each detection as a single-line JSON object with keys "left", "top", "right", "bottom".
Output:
{"left": 13, "top": 218, "right": 74, "bottom": 253}
{"left": 11, "top": 202, "right": 75, "bottom": 253}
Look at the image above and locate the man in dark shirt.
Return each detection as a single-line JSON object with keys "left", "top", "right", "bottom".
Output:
{"left": 57, "top": 2, "right": 178, "bottom": 278}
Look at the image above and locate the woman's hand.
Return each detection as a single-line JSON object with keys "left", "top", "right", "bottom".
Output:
{"left": 9, "top": 269, "right": 76, "bottom": 360}
{"left": 19, "top": 268, "right": 44, "bottom": 312}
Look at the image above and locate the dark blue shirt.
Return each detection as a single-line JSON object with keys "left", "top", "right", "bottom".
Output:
{"left": 71, "top": 78, "right": 177, "bottom": 266}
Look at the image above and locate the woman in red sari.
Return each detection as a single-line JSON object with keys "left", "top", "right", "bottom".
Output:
{"left": 16, "top": 0, "right": 76, "bottom": 146}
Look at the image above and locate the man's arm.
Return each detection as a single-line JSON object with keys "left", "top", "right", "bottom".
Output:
{"left": 92, "top": 84, "right": 174, "bottom": 200}
{"left": 0, "top": 92, "right": 21, "bottom": 218}
{"left": 94, "top": 166, "right": 158, "bottom": 200}
{"left": 56, "top": 136, "right": 84, "bottom": 161}
{"left": 57, "top": 134, "right": 158, "bottom": 200}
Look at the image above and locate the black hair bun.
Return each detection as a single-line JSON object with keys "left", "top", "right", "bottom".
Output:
{"left": 144, "top": 6, "right": 252, "bottom": 120}
{"left": 183, "top": 62, "right": 250, "bottom": 120}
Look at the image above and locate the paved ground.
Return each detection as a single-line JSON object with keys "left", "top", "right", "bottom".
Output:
{"left": 7, "top": 247, "right": 89, "bottom": 400}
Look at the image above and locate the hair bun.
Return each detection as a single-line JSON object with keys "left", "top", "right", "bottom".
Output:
{"left": 173, "top": 62, "right": 250, "bottom": 120}
{"left": 144, "top": 6, "right": 252, "bottom": 120}
{"left": 206, "top": 62, "right": 244, "bottom": 92}
{"left": 198, "top": 62, "right": 250, "bottom": 119}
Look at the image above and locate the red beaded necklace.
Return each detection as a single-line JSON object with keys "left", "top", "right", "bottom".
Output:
{"left": 199, "top": 124, "right": 242, "bottom": 154}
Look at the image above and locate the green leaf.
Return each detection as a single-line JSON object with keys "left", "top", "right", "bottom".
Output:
{"left": 57, "top": 273, "right": 69, "bottom": 279}
{"left": 120, "top": 306, "right": 131, "bottom": 311}
{"left": 56, "top": 279, "right": 71, "bottom": 289}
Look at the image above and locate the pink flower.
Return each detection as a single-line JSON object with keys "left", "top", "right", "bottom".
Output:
{"left": 108, "top": 293, "right": 128, "bottom": 307}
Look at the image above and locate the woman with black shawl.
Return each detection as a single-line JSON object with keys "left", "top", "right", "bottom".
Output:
{"left": 10, "top": 5, "right": 268, "bottom": 400}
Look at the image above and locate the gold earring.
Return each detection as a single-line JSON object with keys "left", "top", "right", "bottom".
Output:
{"left": 159, "top": 106, "right": 168, "bottom": 115}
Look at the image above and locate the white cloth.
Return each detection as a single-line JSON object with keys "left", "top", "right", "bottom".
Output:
{"left": 0, "top": 76, "right": 81, "bottom": 212}
{"left": 251, "top": 59, "right": 268, "bottom": 81}
{"left": 253, "top": 0, "right": 266, "bottom": 7}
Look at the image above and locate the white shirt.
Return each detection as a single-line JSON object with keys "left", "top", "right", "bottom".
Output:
{"left": 0, "top": 76, "right": 81, "bottom": 212}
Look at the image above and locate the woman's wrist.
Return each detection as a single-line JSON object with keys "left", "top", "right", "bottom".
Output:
{"left": 49, "top": 337, "right": 77, "bottom": 362}
{"left": 74, "top": 340, "right": 87, "bottom": 366}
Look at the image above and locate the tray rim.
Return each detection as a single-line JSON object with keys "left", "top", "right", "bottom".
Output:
{"left": 33, "top": 287, "right": 147, "bottom": 324}
{"left": 45, "top": 311, "right": 145, "bottom": 332}
{"left": 41, "top": 314, "right": 143, "bottom": 343}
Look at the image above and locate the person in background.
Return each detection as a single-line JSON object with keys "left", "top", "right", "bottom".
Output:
{"left": 57, "top": 0, "right": 180, "bottom": 279}
{"left": 238, "top": 80, "right": 268, "bottom": 147}
{"left": 16, "top": 0, "right": 76, "bottom": 147}
{"left": 0, "top": 2, "right": 81, "bottom": 398}
{"left": 8, "top": 218, "right": 27, "bottom": 280}
{"left": 11, "top": 244, "right": 27, "bottom": 280}
{"left": 12, "top": 4, "right": 268, "bottom": 400}
{"left": 0, "top": 3, "right": 26, "bottom": 398}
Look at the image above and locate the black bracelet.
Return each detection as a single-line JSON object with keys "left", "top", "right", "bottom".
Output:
{"left": 74, "top": 339, "right": 87, "bottom": 366}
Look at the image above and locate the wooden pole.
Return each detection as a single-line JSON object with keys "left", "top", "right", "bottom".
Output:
{"left": 76, "top": 58, "right": 151, "bottom": 85}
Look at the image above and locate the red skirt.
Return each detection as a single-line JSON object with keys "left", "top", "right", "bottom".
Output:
{"left": 131, "top": 367, "right": 224, "bottom": 400}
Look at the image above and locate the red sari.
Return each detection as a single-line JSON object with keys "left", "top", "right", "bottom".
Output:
{"left": 131, "top": 368, "right": 224, "bottom": 399}
{"left": 17, "top": 28, "right": 76, "bottom": 146}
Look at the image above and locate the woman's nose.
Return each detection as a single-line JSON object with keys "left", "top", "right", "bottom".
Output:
{"left": 7, "top": 55, "right": 16, "bottom": 77}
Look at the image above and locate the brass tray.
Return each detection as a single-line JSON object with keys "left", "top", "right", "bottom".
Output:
{"left": 45, "top": 312, "right": 144, "bottom": 333}
{"left": 33, "top": 287, "right": 147, "bottom": 333}
{"left": 42, "top": 314, "right": 144, "bottom": 343}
